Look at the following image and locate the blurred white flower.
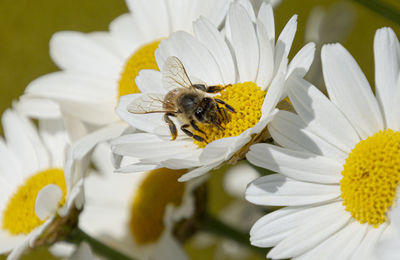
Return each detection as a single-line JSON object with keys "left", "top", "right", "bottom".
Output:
{"left": 0, "top": 109, "right": 86, "bottom": 259}
{"left": 18, "top": 0, "right": 233, "bottom": 162}
{"left": 79, "top": 145, "right": 205, "bottom": 260}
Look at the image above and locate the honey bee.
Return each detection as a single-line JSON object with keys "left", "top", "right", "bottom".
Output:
{"left": 128, "top": 56, "right": 235, "bottom": 143}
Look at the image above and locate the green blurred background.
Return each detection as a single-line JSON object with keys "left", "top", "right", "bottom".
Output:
{"left": 0, "top": 0, "right": 399, "bottom": 259}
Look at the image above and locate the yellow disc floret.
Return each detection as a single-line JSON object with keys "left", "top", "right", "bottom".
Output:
{"left": 118, "top": 40, "right": 161, "bottom": 100}
{"left": 340, "top": 129, "right": 400, "bottom": 226}
{"left": 130, "top": 168, "right": 186, "bottom": 245}
{"left": 2, "top": 168, "right": 66, "bottom": 235}
{"left": 194, "top": 82, "right": 265, "bottom": 148}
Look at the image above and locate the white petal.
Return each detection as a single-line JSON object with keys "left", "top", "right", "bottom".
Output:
{"left": 274, "top": 15, "right": 297, "bottom": 76}
{"left": 193, "top": 16, "right": 236, "bottom": 85}
{"left": 255, "top": 19, "right": 274, "bottom": 87}
{"left": 0, "top": 138, "right": 24, "bottom": 186}
{"left": 178, "top": 162, "right": 220, "bottom": 182}
{"left": 71, "top": 122, "right": 126, "bottom": 160}
{"left": 246, "top": 174, "right": 340, "bottom": 206}
{"left": 269, "top": 110, "right": 348, "bottom": 161}
{"left": 287, "top": 76, "right": 360, "bottom": 153}
{"left": 116, "top": 94, "right": 164, "bottom": 133}
{"left": 247, "top": 143, "right": 343, "bottom": 184}
{"left": 261, "top": 72, "right": 285, "bottom": 114}
{"left": 61, "top": 99, "right": 118, "bottom": 126}
{"left": 6, "top": 237, "right": 30, "bottom": 260}
{"left": 115, "top": 162, "right": 158, "bottom": 173}
{"left": 126, "top": 0, "right": 170, "bottom": 40}
{"left": 2, "top": 110, "right": 49, "bottom": 175}
{"left": 223, "top": 161, "right": 260, "bottom": 198}
{"left": 321, "top": 44, "right": 384, "bottom": 139}
{"left": 50, "top": 31, "right": 123, "bottom": 79}
{"left": 109, "top": 13, "right": 145, "bottom": 58}
{"left": 38, "top": 119, "right": 69, "bottom": 168}
{"left": 15, "top": 97, "right": 62, "bottom": 119}
{"left": 135, "top": 70, "right": 165, "bottom": 94}
{"left": 146, "top": 148, "right": 201, "bottom": 165}
{"left": 228, "top": 3, "right": 259, "bottom": 82}
{"left": 250, "top": 204, "right": 328, "bottom": 247}
{"left": 268, "top": 201, "right": 350, "bottom": 259}
{"left": 35, "top": 184, "right": 62, "bottom": 220}
{"left": 257, "top": 3, "right": 275, "bottom": 45}
{"left": 298, "top": 221, "right": 368, "bottom": 260}
{"left": 88, "top": 31, "right": 123, "bottom": 59}
{"left": 287, "top": 42, "right": 315, "bottom": 79}
{"left": 166, "top": 0, "right": 230, "bottom": 32}
{"left": 0, "top": 232, "right": 26, "bottom": 255}
{"left": 374, "top": 27, "right": 400, "bottom": 130}
{"left": 237, "top": 0, "right": 257, "bottom": 22}
{"left": 156, "top": 31, "right": 223, "bottom": 85}
{"left": 200, "top": 136, "right": 238, "bottom": 164}
{"left": 111, "top": 133, "right": 197, "bottom": 161}
{"left": 352, "top": 224, "right": 387, "bottom": 260}
{"left": 161, "top": 158, "right": 202, "bottom": 169}
{"left": 376, "top": 225, "right": 400, "bottom": 260}
{"left": 26, "top": 72, "right": 115, "bottom": 103}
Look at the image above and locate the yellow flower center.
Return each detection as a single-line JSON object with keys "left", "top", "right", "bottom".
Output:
{"left": 117, "top": 40, "right": 161, "bottom": 100}
{"left": 194, "top": 82, "right": 265, "bottom": 148}
{"left": 2, "top": 168, "right": 66, "bottom": 235}
{"left": 340, "top": 129, "right": 400, "bottom": 227}
{"left": 129, "top": 168, "right": 186, "bottom": 245}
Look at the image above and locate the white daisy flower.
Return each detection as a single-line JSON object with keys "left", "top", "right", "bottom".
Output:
{"left": 245, "top": 27, "right": 400, "bottom": 259}
{"left": 0, "top": 109, "right": 86, "bottom": 260}
{"left": 18, "top": 0, "right": 232, "bottom": 152}
{"left": 113, "top": 1, "right": 315, "bottom": 182}
{"left": 79, "top": 143, "right": 205, "bottom": 260}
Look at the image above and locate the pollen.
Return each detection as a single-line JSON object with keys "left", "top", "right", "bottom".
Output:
{"left": 340, "top": 129, "right": 400, "bottom": 227}
{"left": 129, "top": 168, "right": 186, "bottom": 245}
{"left": 2, "top": 168, "right": 66, "bottom": 235}
{"left": 117, "top": 40, "right": 161, "bottom": 100}
{"left": 194, "top": 82, "right": 265, "bottom": 148}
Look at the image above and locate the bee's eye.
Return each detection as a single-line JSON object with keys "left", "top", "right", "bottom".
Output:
{"left": 195, "top": 108, "right": 204, "bottom": 121}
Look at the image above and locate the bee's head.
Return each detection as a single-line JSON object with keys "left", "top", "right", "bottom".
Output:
{"left": 195, "top": 97, "right": 217, "bottom": 123}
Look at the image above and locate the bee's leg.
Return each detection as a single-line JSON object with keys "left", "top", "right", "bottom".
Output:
{"left": 190, "top": 120, "right": 207, "bottom": 138}
{"left": 192, "top": 84, "right": 207, "bottom": 92}
{"left": 206, "top": 84, "right": 232, "bottom": 93}
{"left": 164, "top": 113, "right": 177, "bottom": 140}
{"left": 216, "top": 103, "right": 228, "bottom": 122}
{"left": 181, "top": 124, "right": 207, "bottom": 143}
{"left": 212, "top": 121, "right": 225, "bottom": 131}
{"left": 215, "top": 98, "right": 236, "bottom": 113}
{"left": 193, "top": 84, "right": 231, "bottom": 93}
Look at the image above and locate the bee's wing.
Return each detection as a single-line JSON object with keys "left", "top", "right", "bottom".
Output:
{"left": 162, "top": 56, "right": 193, "bottom": 92}
{"left": 127, "top": 94, "right": 171, "bottom": 114}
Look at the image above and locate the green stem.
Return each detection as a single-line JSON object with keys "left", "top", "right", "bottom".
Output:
{"left": 201, "top": 213, "right": 270, "bottom": 258}
{"left": 352, "top": 0, "right": 400, "bottom": 25}
{"left": 66, "top": 227, "right": 135, "bottom": 260}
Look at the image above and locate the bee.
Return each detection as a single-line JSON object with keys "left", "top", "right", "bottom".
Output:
{"left": 128, "top": 56, "right": 235, "bottom": 143}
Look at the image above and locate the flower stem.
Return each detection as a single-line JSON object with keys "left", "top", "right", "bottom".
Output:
{"left": 201, "top": 213, "right": 269, "bottom": 258}
{"left": 352, "top": 0, "right": 400, "bottom": 25}
{"left": 66, "top": 227, "right": 135, "bottom": 260}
